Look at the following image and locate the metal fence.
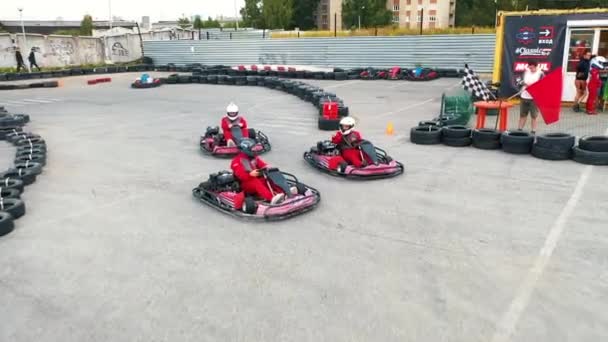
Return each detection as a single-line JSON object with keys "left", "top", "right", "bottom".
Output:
{"left": 193, "top": 29, "right": 279, "bottom": 40}
{"left": 144, "top": 34, "right": 496, "bottom": 72}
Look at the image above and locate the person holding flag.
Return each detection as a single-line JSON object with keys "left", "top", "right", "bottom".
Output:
{"left": 517, "top": 61, "right": 544, "bottom": 134}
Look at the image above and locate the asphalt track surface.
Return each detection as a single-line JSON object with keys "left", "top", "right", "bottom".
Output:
{"left": 0, "top": 73, "right": 607, "bottom": 342}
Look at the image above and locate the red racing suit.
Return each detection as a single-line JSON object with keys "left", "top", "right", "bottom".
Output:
{"left": 221, "top": 117, "right": 249, "bottom": 142}
{"left": 231, "top": 152, "right": 283, "bottom": 208}
{"left": 586, "top": 68, "right": 601, "bottom": 114}
{"left": 331, "top": 130, "right": 372, "bottom": 168}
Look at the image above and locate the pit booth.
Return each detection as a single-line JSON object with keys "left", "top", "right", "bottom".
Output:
{"left": 492, "top": 9, "right": 608, "bottom": 102}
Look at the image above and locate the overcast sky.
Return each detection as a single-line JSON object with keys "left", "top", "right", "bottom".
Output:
{"left": 0, "top": 0, "right": 245, "bottom": 21}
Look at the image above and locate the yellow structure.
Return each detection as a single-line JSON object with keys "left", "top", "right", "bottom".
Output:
{"left": 492, "top": 8, "right": 608, "bottom": 102}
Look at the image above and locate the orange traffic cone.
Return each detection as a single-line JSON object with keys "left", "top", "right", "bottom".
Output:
{"left": 386, "top": 122, "right": 394, "bottom": 136}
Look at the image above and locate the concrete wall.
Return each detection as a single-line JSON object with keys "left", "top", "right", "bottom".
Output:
{"left": 0, "top": 32, "right": 144, "bottom": 69}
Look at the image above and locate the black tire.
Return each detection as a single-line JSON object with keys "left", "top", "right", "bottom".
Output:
{"left": 318, "top": 117, "right": 340, "bottom": 131}
{"left": 17, "top": 144, "right": 46, "bottom": 153}
{"left": 0, "top": 212, "right": 14, "bottom": 237}
{"left": 248, "top": 128, "right": 257, "bottom": 140}
{"left": 0, "top": 127, "right": 23, "bottom": 140}
{"left": 335, "top": 72, "right": 347, "bottom": 81}
{"left": 442, "top": 136, "right": 472, "bottom": 147}
{"left": 442, "top": 125, "right": 472, "bottom": 139}
{"left": 531, "top": 144, "right": 572, "bottom": 161}
{"left": 0, "top": 188, "right": 21, "bottom": 199}
{"left": 14, "top": 161, "right": 43, "bottom": 175}
{"left": 0, "top": 198, "right": 25, "bottom": 219}
{"left": 572, "top": 146, "right": 608, "bottom": 165}
{"left": 207, "top": 75, "right": 218, "bottom": 84}
{"left": 16, "top": 148, "right": 45, "bottom": 157}
{"left": 0, "top": 178, "right": 24, "bottom": 192}
{"left": 410, "top": 126, "right": 442, "bottom": 145}
{"left": 472, "top": 128, "right": 501, "bottom": 150}
{"left": 578, "top": 136, "right": 608, "bottom": 152}
{"left": 0, "top": 169, "right": 36, "bottom": 186}
{"left": 6, "top": 132, "right": 40, "bottom": 143}
{"left": 15, "top": 138, "right": 45, "bottom": 146}
{"left": 419, "top": 120, "right": 440, "bottom": 127}
{"left": 501, "top": 131, "right": 534, "bottom": 154}
{"left": 243, "top": 197, "right": 257, "bottom": 214}
{"left": 43, "top": 81, "right": 59, "bottom": 88}
{"left": 535, "top": 133, "right": 575, "bottom": 151}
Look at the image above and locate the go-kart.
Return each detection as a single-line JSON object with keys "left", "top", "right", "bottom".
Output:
{"left": 402, "top": 67, "right": 440, "bottom": 81}
{"left": 200, "top": 126, "right": 271, "bottom": 158}
{"left": 359, "top": 68, "right": 388, "bottom": 80}
{"left": 192, "top": 168, "right": 321, "bottom": 220}
{"left": 131, "top": 75, "right": 162, "bottom": 88}
{"left": 303, "top": 140, "right": 404, "bottom": 179}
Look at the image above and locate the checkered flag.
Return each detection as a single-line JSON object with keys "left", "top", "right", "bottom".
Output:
{"left": 461, "top": 64, "right": 494, "bottom": 101}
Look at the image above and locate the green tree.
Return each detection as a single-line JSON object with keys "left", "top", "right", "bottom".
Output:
{"left": 223, "top": 21, "right": 244, "bottom": 29}
{"left": 456, "top": 0, "right": 605, "bottom": 27}
{"left": 203, "top": 17, "right": 221, "bottom": 28}
{"left": 177, "top": 16, "right": 191, "bottom": 29}
{"left": 263, "top": 0, "right": 294, "bottom": 29}
{"left": 80, "top": 14, "right": 93, "bottom": 36}
{"left": 290, "top": 0, "right": 321, "bottom": 30}
{"left": 342, "top": 0, "right": 391, "bottom": 29}
{"left": 193, "top": 15, "right": 204, "bottom": 30}
{"left": 241, "top": 0, "right": 264, "bottom": 28}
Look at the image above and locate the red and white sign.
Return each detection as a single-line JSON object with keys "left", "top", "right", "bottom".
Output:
{"left": 513, "top": 62, "right": 552, "bottom": 72}
{"left": 539, "top": 26, "right": 554, "bottom": 39}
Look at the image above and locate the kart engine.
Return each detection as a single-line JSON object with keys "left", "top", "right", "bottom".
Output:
{"left": 208, "top": 171, "right": 240, "bottom": 192}
{"left": 317, "top": 141, "right": 339, "bottom": 156}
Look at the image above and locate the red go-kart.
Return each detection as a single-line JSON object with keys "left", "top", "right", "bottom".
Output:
{"left": 200, "top": 126, "right": 271, "bottom": 158}
{"left": 192, "top": 168, "right": 321, "bottom": 220}
{"left": 303, "top": 140, "right": 404, "bottom": 179}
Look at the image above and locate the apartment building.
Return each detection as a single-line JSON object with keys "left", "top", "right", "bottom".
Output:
{"left": 315, "top": 0, "right": 343, "bottom": 31}
{"left": 389, "top": 0, "right": 456, "bottom": 29}
{"left": 315, "top": 0, "right": 455, "bottom": 31}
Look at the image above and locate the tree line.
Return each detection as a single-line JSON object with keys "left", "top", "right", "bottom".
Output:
{"left": 457, "top": 0, "right": 605, "bottom": 27}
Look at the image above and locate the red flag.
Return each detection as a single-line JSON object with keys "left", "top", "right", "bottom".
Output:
{"left": 526, "top": 68, "right": 563, "bottom": 125}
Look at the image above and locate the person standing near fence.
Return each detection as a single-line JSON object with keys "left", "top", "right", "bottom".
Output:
{"left": 28, "top": 48, "right": 41, "bottom": 71}
{"left": 518, "top": 61, "right": 544, "bottom": 134}
{"left": 15, "top": 47, "right": 26, "bottom": 72}
{"left": 573, "top": 51, "right": 591, "bottom": 112}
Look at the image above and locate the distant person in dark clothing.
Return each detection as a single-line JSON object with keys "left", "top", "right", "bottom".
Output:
{"left": 28, "top": 48, "right": 41, "bottom": 71}
{"left": 573, "top": 51, "right": 592, "bottom": 112}
{"left": 15, "top": 48, "right": 26, "bottom": 72}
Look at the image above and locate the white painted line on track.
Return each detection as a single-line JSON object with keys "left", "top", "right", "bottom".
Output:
{"left": 490, "top": 124, "right": 606, "bottom": 342}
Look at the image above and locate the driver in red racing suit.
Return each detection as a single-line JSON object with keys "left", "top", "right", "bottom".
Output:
{"left": 330, "top": 117, "right": 372, "bottom": 170}
{"left": 221, "top": 102, "right": 249, "bottom": 146}
{"left": 586, "top": 57, "right": 606, "bottom": 115}
{"left": 231, "top": 138, "right": 287, "bottom": 209}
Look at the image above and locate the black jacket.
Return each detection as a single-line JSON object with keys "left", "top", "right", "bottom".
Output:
{"left": 28, "top": 51, "right": 36, "bottom": 63}
{"left": 15, "top": 51, "right": 24, "bottom": 64}
{"left": 576, "top": 58, "right": 590, "bottom": 80}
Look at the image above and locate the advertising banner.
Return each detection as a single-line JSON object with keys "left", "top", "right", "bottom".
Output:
{"left": 499, "top": 12, "right": 608, "bottom": 97}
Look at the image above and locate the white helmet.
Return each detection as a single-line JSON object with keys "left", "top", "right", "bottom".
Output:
{"left": 339, "top": 117, "right": 356, "bottom": 135}
{"left": 226, "top": 102, "right": 239, "bottom": 121}
{"left": 590, "top": 56, "right": 607, "bottom": 70}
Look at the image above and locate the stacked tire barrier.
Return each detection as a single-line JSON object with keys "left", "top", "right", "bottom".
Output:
{"left": 0, "top": 106, "right": 46, "bottom": 237}
{"left": 573, "top": 136, "right": 608, "bottom": 165}
{"left": 158, "top": 69, "right": 350, "bottom": 131}
{"left": 410, "top": 121, "right": 607, "bottom": 166}
{"left": 0, "top": 63, "right": 463, "bottom": 85}
{"left": 0, "top": 80, "right": 59, "bottom": 91}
